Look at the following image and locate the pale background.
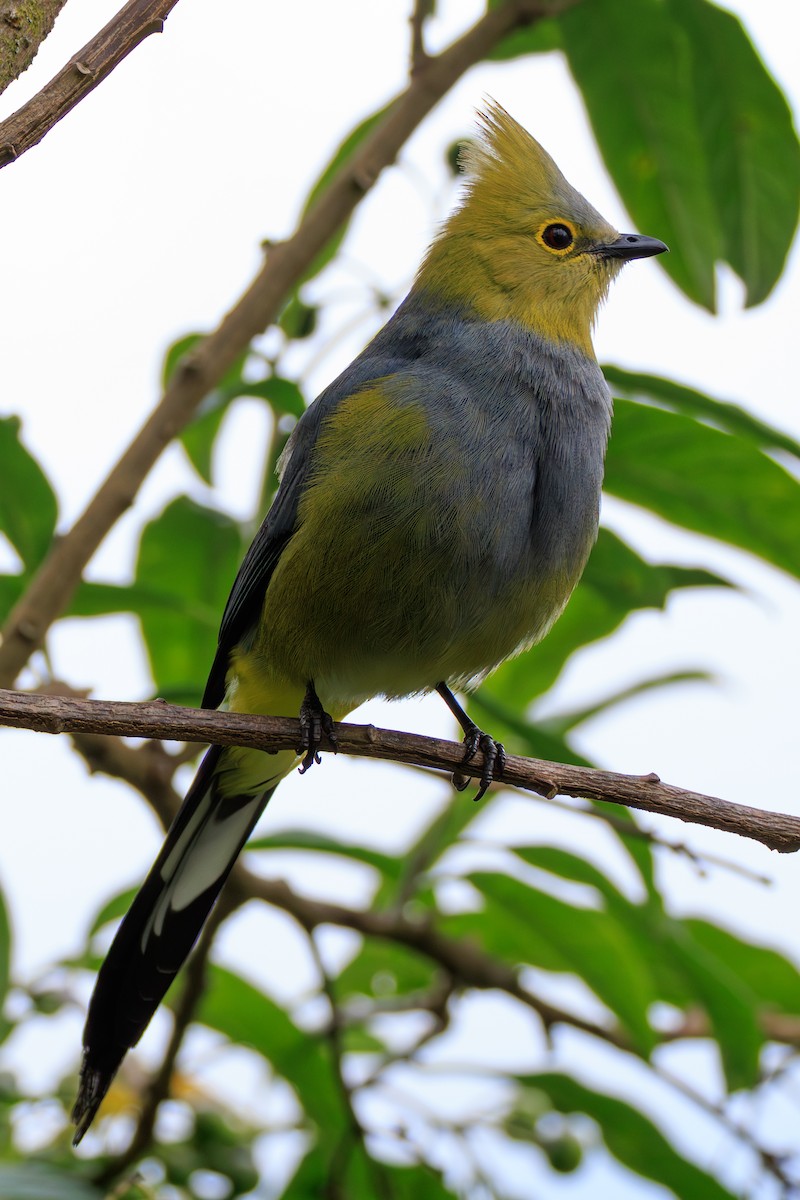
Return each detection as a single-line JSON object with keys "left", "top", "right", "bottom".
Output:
{"left": 0, "top": 1, "right": 798, "bottom": 1195}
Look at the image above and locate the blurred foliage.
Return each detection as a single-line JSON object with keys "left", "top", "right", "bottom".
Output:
{"left": 0, "top": 1, "right": 799, "bottom": 1198}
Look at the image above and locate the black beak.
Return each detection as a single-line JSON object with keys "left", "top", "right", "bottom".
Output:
{"left": 598, "top": 233, "right": 669, "bottom": 261}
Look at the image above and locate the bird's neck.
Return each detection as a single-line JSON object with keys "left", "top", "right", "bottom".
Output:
{"left": 416, "top": 236, "right": 599, "bottom": 360}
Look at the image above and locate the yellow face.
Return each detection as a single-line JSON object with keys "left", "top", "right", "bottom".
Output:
{"left": 415, "top": 105, "right": 635, "bottom": 357}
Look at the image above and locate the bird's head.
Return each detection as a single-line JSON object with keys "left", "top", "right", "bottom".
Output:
{"left": 417, "top": 102, "right": 667, "bottom": 358}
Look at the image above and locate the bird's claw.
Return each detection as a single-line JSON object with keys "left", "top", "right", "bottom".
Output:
{"left": 455, "top": 727, "right": 505, "bottom": 802}
{"left": 297, "top": 682, "right": 338, "bottom": 773}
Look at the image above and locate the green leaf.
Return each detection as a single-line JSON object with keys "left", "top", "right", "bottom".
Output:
{"left": 245, "top": 376, "right": 306, "bottom": 419}
{"left": 559, "top": 0, "right": 719, "bottom": 308}
{"left": 341, "top": 1026, "right": 387, "bottom": 1053}
{"left": 435, "top": 699, "right": 659, "bottom": 909}
{"left": 665, "top": 921, "right": 762, "bottom": 1091}
{"left": 162, "top": 332, "right": 301, "bottom": 485}
{"left": 385, "top": 791, "right": 495, "bottom": 908}
{"left": 284, "top": 1147, "right": 459, "bottom": 1200}
{"left": 282, "top": 1148, "right": 331, "bottom": 1198}
{"left": 542, "top": 670, "right": 712, "bottom": 736}
{"left": 0, "top": 417, "right": 58, "bottom": 569}
{"left": 0, "top": 1164, "right": 102, "bottom": 1200}
{"left": 135, "top": 497, "right": 244, "bottom": 702}
{"left": 462, "top": 872, "right": 659, "bottom": 1052}
{"left": 512, "top": 840, "right": 660, "bottom": 930}
{"left": 183, "top": 375, "right": 305, "bottom": 486}
{"left": 10, "top": 572, "right": 247, "bottom": 634}
{"left": 606, "top": 399, "right": 800, "bottom": 579}
{"left": 278, "top": 293, "right": 318, "bottom": 339}
{"left": 468, "top": 687, "right": 594, "bottom": 767}
{"left": 481, "top": 527, "right": 726, "bottom": 705}
{"left": 66, "top": 580, "right": 207, "bottom": 622}
{"left": 605, "top": 366, "right": 800, "bottom": 461}
{"left": 509, "top": 846, "right": 696, "bottom": 1004}
{"left": 684, "top": 918, "right": 800, "bottom": 1014}
{"left": 174, "top": 340, "right": 251, "bottom": 484}
{"left": 298, "top": 101, "right": 395, "bottom": 282}
{"left": 336, "top": 939, "right": 437, "bottom": 1000}
{"left": 370, "top": 1162, "right": 459, "bottom": 1199}
{"left": 161, "top": 332, "right": 205, "bottom": 387}
{"left": 665, "top": 0, "right": 800, "bottom": 306}
{"left": 246, "top": 828, "right": 401, "bottom": 882}
{"left": 0, "top": 573, "right": 24, "bottom": 622}
{"left": 523, "top": 1073, "right": 737, "bottom": 1199}
{"left": 559, "top": 0, "right": 800, "bottom": 308}
{"left": 487, "top": 13, "right": 561, "bottom": 60}
{"left": 86, "top": 886, "right": 138, "bottom": 939}
{"left": 512, "top": 845, "right": 631, "bottom": 908}
{"left": 196, "top": 965, "right": 344, "bottom": 1135}
{"left": 181, "top": 402, "right": 229, "bottom": 485}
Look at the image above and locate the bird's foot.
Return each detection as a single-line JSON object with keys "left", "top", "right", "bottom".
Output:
{"left": 454, "top": 726, "right": 506, "bottom": 802}
{"left": 436, "top": 682, "right": 505, "bottom": 802}
{"left": 297, "top": 681, "right": 338, "bottom": 773}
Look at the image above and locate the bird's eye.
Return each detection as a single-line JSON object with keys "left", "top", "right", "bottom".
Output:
{"left": 541, "top": 223, "right": 574, "bottom": 251}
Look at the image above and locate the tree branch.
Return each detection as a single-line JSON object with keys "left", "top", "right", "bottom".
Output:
{"left": 1, "top": 687, "right": 798, "bottom": 853}
{"left": 0, "top": 0, "right": 576, "bottom": 688}
{"left": 0, "top": 0, "right": 181, "bottom": 165}
{"left": 409, "top": 0, "right": 430, "bottom": 75}
{"left": 0, "top": 0, "right": 69, "bottom": 97}
{"left": 232, "top": 871, "right": 629, "bottom": 1050}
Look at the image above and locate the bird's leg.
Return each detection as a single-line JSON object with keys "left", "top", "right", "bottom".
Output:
{"left": 297, "top": 680, "right": 338, "bottom": 773}
{"left": 435, "top": 682, "right": 505, "bottom": 802}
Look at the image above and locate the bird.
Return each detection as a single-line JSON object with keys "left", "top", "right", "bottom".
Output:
{"left": 72, "top": 102, "right": 667, "bottom": 1142}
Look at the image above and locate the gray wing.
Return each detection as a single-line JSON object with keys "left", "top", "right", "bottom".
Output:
{"left": 200, "top": 360, "right": 406, "bottom": 707}
{"left": 201, "top": 404, "right": 325, "bottom": 708}
{"left": 200, "top": 295, "right": 453, "bottom": 709}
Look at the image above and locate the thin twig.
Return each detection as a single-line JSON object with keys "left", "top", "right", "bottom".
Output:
{"left": 305, "top": 934, "right": 391, "bottom": 1198}
{"left": 0, "top": 0, "right": 181, "bottom": 166}
{"left": 232, "top": 871, "right": 629, "bottom": 1052}
{"left": 356, "top": 976, "right": 455, "bottom": 1092}
{"left": 479, "top": 797, "right": 775, "bottom": 886}
{"left": 58, "top": 704, "right": 800, "bottom": 1060}
{"left": 1, "top": 687, "right": 798, "bottom": 853}
{"left": 0, "top": 0, "right": 578, "bottom": 688}
{"left": 409, "top": 0, "right": 430, "bottom": 74}
{"left": 654, "top": 1063, "right": 796, "bottom": 1191}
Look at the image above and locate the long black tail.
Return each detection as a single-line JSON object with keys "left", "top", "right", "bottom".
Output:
{"left": 72, "top": 744, "right": 279, "bottom": 1142}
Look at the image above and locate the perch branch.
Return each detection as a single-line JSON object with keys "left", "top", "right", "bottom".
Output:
{"left": 1, "top": 687, "right": 798, "bottom": 853}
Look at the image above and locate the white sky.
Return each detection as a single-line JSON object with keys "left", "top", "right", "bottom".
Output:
{"left": 0, "top": 1, "right": 799, "bottom": 1194}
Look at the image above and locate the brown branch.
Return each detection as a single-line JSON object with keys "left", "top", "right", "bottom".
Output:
{"left": 0, "top": 0, "right": 577, "bottom": 688}
{"left": 234, "top": 870, "right": 627, "bottom": 1048}
{"left": 653, "top": 1063, "right": 794, "bottom": 1190}
{"left": 0, "top": 0, "right": 180, "bottom": 165}
{"left": 513, "top": 789, "right": 774, "bottom": 885}
{"left": 2, "top": 687, "right": 798, "bottom": 853}
{"left": 409, "top": 0, "right": 430, "bottom": 75}
{"left": 305, "top": 934, "right": 386, "bottom": 1198}
{"left": 0, "top": 0, "right": 69, "bottom": 96}
{"left": 661, "top": 1007, "right": 800, "bottom": 1048}
{"left": 49, "top": 693, "right": 800, "bottom": 1097}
